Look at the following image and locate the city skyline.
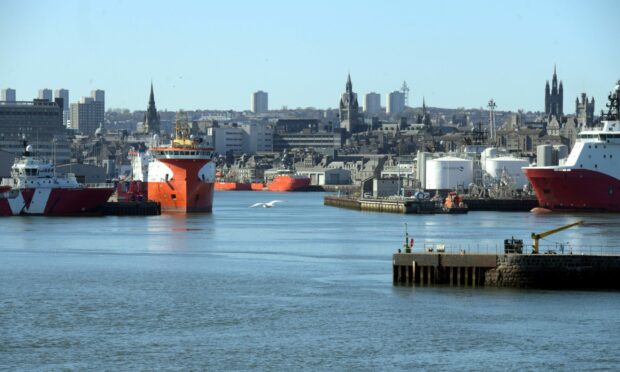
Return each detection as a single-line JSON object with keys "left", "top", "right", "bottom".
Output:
{"left": 1, "top": 0, "right": 618, "bottom": 113}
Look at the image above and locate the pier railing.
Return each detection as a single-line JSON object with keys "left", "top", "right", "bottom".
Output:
{"left": 401, "top": 242, "right": 620, "bottom": 256}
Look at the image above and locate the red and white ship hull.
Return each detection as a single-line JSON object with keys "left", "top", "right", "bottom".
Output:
{"left": 0, "top": 187, "right": 114, "bottom": 216}
{"left": 523, "top": 80, "right": 620, "bottom": 212}
{"left": 147, "top": 157, "right": 215, "bottom": 213}
{"left": 523, "top": 167, "right": 620, "bottom": 211}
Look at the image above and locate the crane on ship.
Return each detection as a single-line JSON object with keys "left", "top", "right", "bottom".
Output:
{"left": 531, "top": 220, "right": 583, "bottom": 254}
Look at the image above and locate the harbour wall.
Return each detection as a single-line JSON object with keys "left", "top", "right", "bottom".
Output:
{"left": 102, "top": 201, "right": 161, "bottom": 216}
{"left": 486, "top": 254, "right": 620, "bottom": 289}
{"left": 325, "top": 195, "right": 539, "bottom": 213}
{"left": 324, "top": 196, "right": 439, "bottom": 214}
{"left": 393, "top": 253, "right": 620, "bottom": 289}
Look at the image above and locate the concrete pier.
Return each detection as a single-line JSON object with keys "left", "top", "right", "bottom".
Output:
{"left": 325, "top": 195, "right": 539, "bottom": 213}
{"left": 324, "top": 195, "right": 438, "bottom": 214}
{"left": 393, "top": 252, "right": 620, "bottom": 289}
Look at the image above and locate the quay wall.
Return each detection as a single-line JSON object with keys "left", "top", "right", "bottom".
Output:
{"left": 393, "top": 252, "right": 620, "bottom": 289}
{"left": 486, "top": 254, "right": 620, "bottom": 289}
{"left": 323, "top": 196, "right": 360, "bottom": 210}
{"left": 324, "top": 195, "right": 437, "bottom": 214}
{"left": 360, "top": 199, "right": 406, "bottom": 213}
{"left": 102, "top": 201, "right": 161, "bottom": 216}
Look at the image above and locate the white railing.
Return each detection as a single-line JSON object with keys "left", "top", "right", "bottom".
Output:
{"left": 400, "top": 242, "right": 620, "bottom": 256}
{"left": 83, "top": 183, "right": 115, "bottom": 189}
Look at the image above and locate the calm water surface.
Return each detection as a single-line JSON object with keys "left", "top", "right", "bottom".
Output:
{"left": 1, "top": 192, "right": 620, "bottom": 370}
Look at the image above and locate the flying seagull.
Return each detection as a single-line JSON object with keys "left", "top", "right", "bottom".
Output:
{"left": 249, "top": 200, "right": 285, "bottom": 208}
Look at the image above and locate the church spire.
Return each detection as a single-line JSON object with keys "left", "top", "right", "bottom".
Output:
{"left": 144, "top": 82, "right": 160, "bottom": 135}
{"left": 149, "top": 81, "right": 155, "bottom": 105}
{"left": 346, "top": 73, "right": 352, "bottom": 92}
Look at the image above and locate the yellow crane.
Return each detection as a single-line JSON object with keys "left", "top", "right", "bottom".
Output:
{"left": 531, "top": 220, "right": 584, "bottom": 254}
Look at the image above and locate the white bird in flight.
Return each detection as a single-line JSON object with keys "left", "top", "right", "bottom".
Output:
{"left": 249, "top": 200, "right": 285, "bottom": 208}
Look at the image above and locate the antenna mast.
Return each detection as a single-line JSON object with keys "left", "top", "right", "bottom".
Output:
{"left": 401, "top": 81, "right": 410, "bottom": 107}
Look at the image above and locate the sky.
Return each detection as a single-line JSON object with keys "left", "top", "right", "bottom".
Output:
{"left": 1, "top": 0, "right": 618, "bottom": 113}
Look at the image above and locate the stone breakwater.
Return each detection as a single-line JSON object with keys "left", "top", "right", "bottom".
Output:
{"left": 486, "top": 254, "right": 620, "bottom": 289}
{"left": 393, "top": 253, "right": 620, "bottom": 290}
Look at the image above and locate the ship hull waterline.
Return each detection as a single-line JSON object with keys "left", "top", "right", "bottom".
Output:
{"left": 523, "top": 167, "right": 620, "bottom": 212}
{"left": 0, "top": 187, "right": 114, "bottom": 216}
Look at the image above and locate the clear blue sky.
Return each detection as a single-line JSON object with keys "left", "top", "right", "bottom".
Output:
{"left": 1, "top": 0, "right": 618, "bottom": 113}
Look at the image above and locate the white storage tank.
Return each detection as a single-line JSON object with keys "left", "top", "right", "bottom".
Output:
{"left": 484, "top": 156, "right": 529, "bottom": 190}
{"left": 481, "top": 147, "right": 499, "bottom": 172}
{"left": 425, "top": 156, "right": 473, "bottom": 190}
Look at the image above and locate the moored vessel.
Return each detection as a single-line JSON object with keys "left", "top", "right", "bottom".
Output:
{"left": 146, "top": 112, "right": 216, "bottom": 212}
{"left": 251, "top": 182, "right": 265, "bottom": 191}
{"left": 441, "top": 192, "right": 468, "bottom": 214}
{"left": 214, "top": 181, "right": 252, "bottom": 191}
{"left": 0, "top": 145, "right": 114, "bottom": 216}
{"left": 523, "top": 81, "right": 620, "bottom": 211}
{"left": 266, "top": 169, "right": 311, "bottom": 192}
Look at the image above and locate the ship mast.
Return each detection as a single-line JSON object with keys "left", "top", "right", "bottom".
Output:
{"left": 173, "top": 111, "right": 193, "bottom": 147}
{"left": 602, "top": 81, "right": 620, "bottom": 121}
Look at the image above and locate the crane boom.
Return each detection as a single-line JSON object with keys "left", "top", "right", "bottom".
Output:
{"left": 531, "top": 220, "right": 583, "bottom": 254}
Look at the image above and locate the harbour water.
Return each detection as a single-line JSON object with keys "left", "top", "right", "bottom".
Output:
{"left": 1, "top": 192, "right": 620, "bottom": 370}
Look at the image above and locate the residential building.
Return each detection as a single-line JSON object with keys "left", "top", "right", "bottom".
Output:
{"left": 251, "top": 91, "right": 268, "bottom": 113}
{"left": 70, "top": 96, "right": 104, "bottom": 135}
{"left": 1, "top": 88, "right": 16, "bottom": 102}
{"left": 54, "top": 89, "right": 69, "bottom": 110}
{"left": 364, "top": 92, "right": 381, "bottom": 114}
{"left": 91, "top": 89, "right": 105, "bottom": 104}
{"left": 38, "top": 88, "right": 52, "bottom": 101}
{"left": 54, "top": 89, "right": 70, "bottom": 127}
{"left": 386, "top": 91, "right": 405, "bottom": 115}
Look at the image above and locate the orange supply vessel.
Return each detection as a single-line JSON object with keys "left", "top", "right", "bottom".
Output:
{"left": 147, "top": 112, "right": 216, "bottom": 212}
{"left": 214, "top": 181, "right": 252, "bottom": 191}
{"left": 251, "top": 182, "right": 265, "bottom": 191}
{"left": 266, "top": 169, "right": 311, "bottom": 192}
